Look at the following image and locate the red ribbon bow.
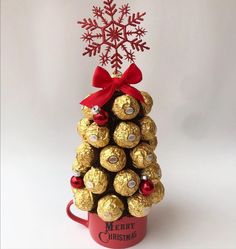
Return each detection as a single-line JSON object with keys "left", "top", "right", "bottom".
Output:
{"left": 80, "top": 63, "right": 144, "bottom": 108}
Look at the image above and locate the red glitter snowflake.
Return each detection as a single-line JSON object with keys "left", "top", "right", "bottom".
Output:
{"left": 78, "top": 0, "right": 150, "bottom": 73}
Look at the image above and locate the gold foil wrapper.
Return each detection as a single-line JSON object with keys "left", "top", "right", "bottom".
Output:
{"left": 72, "top": 159, "right": 91, "bottom": 174}
{"left": 139, "top": 116, "right": 157, "bottom": 140}
{"left": 128, "top": 193, "right": 152, "bottom": 217}
{"left": 113, "top": 169, "right": 140, "bottom": 196}
{"left": 149, "top": 181, "right": 165, "bottom": 204}
{"left": 81, "top": 106, "right": 93, "bottom": 120}
{"left": 77, "top": 118, "right": 91, "bottom": 140}
{"left": 141, "top": 163, "right": 162, "bottom": 184}
{"left": 86, "top": 122, "right": 110, "bottom": 148}
{"left": 147, "top": 136, "right": 158, "bottom": 150}
{"left": 100, "top": 145, "right": 126, "bottom": 172}
{"left": 113, "top": 122, "right": 141, "bottom": 148}
{"left": 74, "top": 188, "right": 94, "bottom": 211}
{"left": 72, "top": 187, "right": 79, "bottom": 194}
{"left": 112, "top": 95, "right": 140, "bottom": 120}
{"left": 141, "top": 91, "right": 153, "bottom": 115}
{"left": 76, "top": 142, "right": 95, "bottom": 172}
{"left": 97, "top": 195, "right": 124, "bottom": 222}
{"left": 130, "top": 142, "right": 156, "bottom": 169}
{"left": 84, "top": 167, "right": 108, "bottom": 194}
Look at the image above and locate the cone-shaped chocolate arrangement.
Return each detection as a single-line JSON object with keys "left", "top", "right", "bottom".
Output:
{"left": 70, "top": 69, "right": 164, "bottom": 222}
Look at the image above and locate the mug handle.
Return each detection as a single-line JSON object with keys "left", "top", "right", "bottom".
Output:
{"left": 66, "top": 200, "right": 88, "bottom": 228}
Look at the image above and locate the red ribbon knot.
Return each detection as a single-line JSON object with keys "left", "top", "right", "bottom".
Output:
{"left": 80, "top": 63, "right": 144, "bottom": 108}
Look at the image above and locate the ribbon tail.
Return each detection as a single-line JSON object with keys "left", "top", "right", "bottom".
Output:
{"left": 120, "top": 85, "right": 144, "bottom": 103}
{"left": 80, "top": 87, "right": 115, "bottom": 108}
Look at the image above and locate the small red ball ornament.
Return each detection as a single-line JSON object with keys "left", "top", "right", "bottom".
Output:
{"left": 93, "top": 109, "right": 109, "bottom": 126}
{"left": 139, "top": 179, "right": 154, "bottom": 196}
{"left": 70, "top": 176, "right": 84, "bottom": 189}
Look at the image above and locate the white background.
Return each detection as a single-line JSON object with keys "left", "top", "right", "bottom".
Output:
{"left": 1, "top": 0, "right": 236, "bottom": 248}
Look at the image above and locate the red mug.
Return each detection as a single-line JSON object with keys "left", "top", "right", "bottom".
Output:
{"left": 66, "top": 200, "right": 147, "bottom": 248}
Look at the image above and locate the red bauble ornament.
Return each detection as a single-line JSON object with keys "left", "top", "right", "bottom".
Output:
{"left": 93, "top": 110, "right": 108, "bottom": 126}
{"left": 70, "top": 176, "right": 84, "bottom": 189}
{"left": 139, "top": 179, "right": 154, "bottom": 196}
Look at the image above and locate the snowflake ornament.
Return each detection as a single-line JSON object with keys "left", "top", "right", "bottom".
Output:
{"left": 78, "top": 0, "right": 150, "bottom": 73}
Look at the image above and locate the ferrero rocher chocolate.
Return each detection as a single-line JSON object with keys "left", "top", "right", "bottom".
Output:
{"left": 72, "top": 159, "right": 90, "bottom": 174}
{"left": 113, "top": 169, "right": 140, "bottom": 196}
{"left": 112, "top": 95, "right": 140, "bottom": 120}
{"left": 139, "top": 116, "right": 157, "bottom": 140}
{"left": 84, "top": 167, "right": 108, "bottom": 194}
{"left": 81, "top": 105, "right": 93, "bottom": 120}
{"left": 74, "top": 188, "right": 94, "bottom": 211}
{"left": 97, "top": 195, "right": 124, "bottom": 222}
{"left": 128, "top": 193, "right": 152, "bottom": 217}
{"left": 72, "top": 187, "right": 79, "bottom": 194}
{"left": 86, "top": 122, "right": 109, "bottom": 148}
{"left": 147, "top": 136, "right": 158, "bottom": 150}
{"left": 130, "top": 143, "right": 156, "bottom": 169}
{"left": 149, "top": 181, "right": 165, "bottom": 204}
{"left": 100, "top": 145, "right": 126, "bottom": 172}
{"left": 141, "top": 163, "right": 162, "bottom": 184}
{"left": 77, "top": 118, "right": 91, "bottom": 140}
{"left": 141, "top": 91, "right": 153, "bottom": 115}
{"left": 113, "top": 122, "right": 141, "bottom": 148}
{"left": 76, "top": 142, "right": 95, "bottom": 169}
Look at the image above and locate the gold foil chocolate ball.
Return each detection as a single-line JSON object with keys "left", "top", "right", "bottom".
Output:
{"left": 141, "top": 91, "right": 153, "bottom": 115}
{"left": 72, "top": 159, "right": 90, "bottom": 174}
{"left": 84, "top": 167, "right": 108, "bottom": 194}
{"left": 113, "top": 169, "right": 140, "bottom": 196}
{"left": 113, "top": 122, "right": 141, "bottom": 148}
{"left": 97, "top": 195, "right": 124, "bottom": 222}
{"left": 77, "top": 118, "right": 91, "bottom": 140}
{"left": 72, "top": 187, "right": 79, "bottom": 195}
{"left": 147, "top": 136, "right": 158, "bottom": 150}
{"left": 76, "top": 142, "right": 95, "bottom": 170}
{"left": 81, "top": 105, "right": 93, "bottom": 120}
{"left": 128, "top": 193, "right": 152, "bottom": 217}
{"left": 130, "top": 143, "right": 156, "bottom": 169}
{"left": 150, "top": 181, "right": 165, "bottom": 204}
{"left": 139, "top": 116, "right": 157, "bottom": 140}
{"left": 74, "top": 188, "right": 94, "bottom": 211}
{"left": 112, "top": 95, "right": 140, "bottom": 120}
{"left": 100, "top": 145, "right": 126, "bottom": 172}
{"left": 141, "top": 163, "right": 162, "bottom": 184}
{"left": 86, "top": 122, "right": 109, "bottom": 148}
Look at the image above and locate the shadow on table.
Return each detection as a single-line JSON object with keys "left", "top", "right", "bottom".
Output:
{"left": 146, "top": 201, "right": 187, "bottom": 241}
